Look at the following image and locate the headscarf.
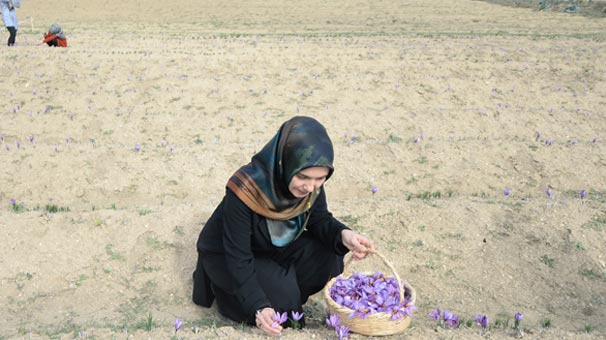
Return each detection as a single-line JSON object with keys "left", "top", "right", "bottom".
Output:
{"left": 227, "top": 116, "right": 334, "bottom": 246}
{"left": 49, "top": 23, "right": 66, "bottom": 39}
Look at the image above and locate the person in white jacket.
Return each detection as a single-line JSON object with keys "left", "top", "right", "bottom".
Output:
{"left": 1, "top": 0, "right": 19, "bottom": 46}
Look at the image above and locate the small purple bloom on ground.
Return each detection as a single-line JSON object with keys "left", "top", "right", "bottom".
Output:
{"left": 579, "top": 189, "right": 586, "bottom": 199}
{"left": 326, "top": 312, "right": 341, "bottom": 328}
{"left": 545, "top": 187, "right": 552, "bottom": 197}
{"left": 503, "top": 188, "right": 511, "bottom": 196}
{"left": 134, "top": 143, "right": 141, "bottom": 152}
{"left": 10, "top": 198, "right": 16, "bottom": 205}
{"left": 475, "top": 314, "right": 489, "bottom": 329}
{"left": 335, "top": 325, "right": 350, "bottom": 340}
{"left": 372, "top": 186, "right": 378, "bottom": 195}
{"left": 29, "top": 135, "right": 34, "bottom": 143}
{"left": 443, "top": 310, "right": 460, "bottom": 328}
{"left": 291, "top": 311, "right": 304, "bottom": 321}
{"left": 174, "top": 318, "right": 183, "bottom": 332}
{"left": 428, "top": 308, "right": 441, "bottom": 321}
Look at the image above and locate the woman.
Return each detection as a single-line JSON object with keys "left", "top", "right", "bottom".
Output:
{"left": 193, "top": 116, "right": 374, "bottom": 336}
{"left": 41, "top": 23, "right": 67, "bottom": 47}
{"left": 1, "top": 0, "right": 19, "bottom": 46}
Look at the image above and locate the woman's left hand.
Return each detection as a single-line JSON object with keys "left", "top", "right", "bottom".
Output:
{"left": 341, "top": 229, "right": 375, "bottom": 259}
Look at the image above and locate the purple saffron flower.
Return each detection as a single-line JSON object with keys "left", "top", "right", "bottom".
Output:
{"left": 335, "top": 325, "right": 350, "bottom": 340}
{"left": 174, "top": 318, "right": 183, "bottom": 332}
{"left": 571, "top": 139, "right": 578, "bottom": 145}
{"left": 54, "top": 145, "right": 58, "bottom": 152}
{"left": 291, "top": 311, "right": 304, "bottom": 321}
{"left": 413, "top": 136, "right": 419, "bottom": 143}
{"left": 169, "top": 145, "right": 174, "bottom": 152}
{"left": 5, "top": 144, "right": 9, "bottom": 151}
{"left": 66, "top": 136, "right": 70, "bottom": 144}
{"left": 443, "top": 310, "right": 460, "bottom": 328}
{"left": 29, "top": 135, "right": 34, "bottom": 143}
{"left": 545, "top": 187, "right": 552, "bottom": 197}
{"left": 503, "top": 188, "right": 511, "bottom": 196}
{"left": 535, "top": 131, "right": 542, "bottom": 141}
{"left": 428, "top": 308, "right": 441, "bottom": 321}
{"left": 16, "top": 141, "right": 21, "bottom": 149}
{"left": 579, "top": 189, "right": 587, "bottom": 199}
{"left": 272, "top": 311, "right": 287, "bottom": 328}
{"left": 10, "top": 198, "right": 16, "bottom": 205}
{"left": 326, "top": 312, "right": 341, "bottom": 328}
{"left": 475, "top": 314, "right": 489, "bottom": 329}
{"left": 514, "top": 312, "right": 523, "bottom": 329}
{"left": 134, "top": 143, "right": 141, "bottom": 152}
{"left": 371, "top": 186, "right": 378, "bottom": 195}
{"left": 592, "top": 137, "right": 598, "bottom": 143}
{"left": 545, "top": 139, "right": 553, "bottom": 146}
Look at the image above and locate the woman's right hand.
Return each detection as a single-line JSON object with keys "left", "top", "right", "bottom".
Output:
{"left": 255, "top": 307, "right": 282, "bottom": 336}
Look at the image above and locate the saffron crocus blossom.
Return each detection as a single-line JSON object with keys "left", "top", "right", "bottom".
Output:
{"left": 475, "top": 314, "right": 489, "bottom": 330}
{"left": 29, "top": 135, "right": 34, "bottom": 143}
{"left": 272, "top": 311, "right": 287, "bottom": 328}
{"left": 443, "top": 310, "right": 460, "bottom": 328}
{"left": 428, "top": 308, "right": 441, "bottom": 321}
{"left": 134, "top": 143, "right": 141, "bottom": 152}
{"left": 174, "top": 318, "right": 183, "bottom": 332}
{"left": 290, "top": 311, "right": 304, "bottom": 329}
{"left": 326, "top": 312, "right": 341, "bottom": 328}
{"left": 503, "top": 188, "right": 511, "bottom": 196}
{"left": 335, "top": 325, "right": 350, "bottom": 340}
{"left": 545, "top": 187, "right": 552, "bottom": 197}
{"left": 291, "top": 311, "right": 304, "bottom": 321}
{"left": 10, "top": 198, "right": 16, "bottom": 205}
{"left": 371, "top": 186, "right": 378, "bottom": 195}
{"left": 579, "top": 189, "right": 587, "bottom": 199}
{"left": 592, "top": 137, "right": 598, "bottom": 143}
{"left": 514, "top": 312, "right": 523, "bottom": 329}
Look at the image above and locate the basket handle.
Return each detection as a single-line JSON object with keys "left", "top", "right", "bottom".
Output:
{"left": 343, "top": 249, "right": 408, "bottom": 304}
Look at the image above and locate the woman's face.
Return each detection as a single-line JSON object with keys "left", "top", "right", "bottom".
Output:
{"left": 288, "top": 166, "right": 330, "bottom": 198}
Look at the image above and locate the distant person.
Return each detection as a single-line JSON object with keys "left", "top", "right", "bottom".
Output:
{"left": 0, "top": 0, "right": 19, "bottom": 46}
{"left": 41, "top": 23, "right": 67, "bottom": 47}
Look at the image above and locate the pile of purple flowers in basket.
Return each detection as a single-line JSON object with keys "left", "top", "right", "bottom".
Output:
{"left": 329, "top": 271, "right": 416, "bottom": 320}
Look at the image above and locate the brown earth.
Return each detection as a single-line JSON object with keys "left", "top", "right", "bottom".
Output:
{"left": 1, "top": 0, "right": 605, "bottom": 339}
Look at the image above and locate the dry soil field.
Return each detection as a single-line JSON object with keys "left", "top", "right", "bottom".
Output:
{"left": 1, "top": 0, "right": 605, "bottom": 339}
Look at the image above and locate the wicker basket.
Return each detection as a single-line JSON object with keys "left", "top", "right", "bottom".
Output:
{"left": 323, "top": 250, "right": 417, "bottom": 336}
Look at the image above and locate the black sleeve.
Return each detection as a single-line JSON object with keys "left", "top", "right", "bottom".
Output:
{"left": 306, "top": 187, "right": 351, "bottom": 255}
{"left": 222, "top": 190, "right": 271, "bottom": 317}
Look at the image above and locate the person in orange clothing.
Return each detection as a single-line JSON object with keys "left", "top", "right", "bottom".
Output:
{"left": 41, "top": 23, "right": 67, "bottom": 47}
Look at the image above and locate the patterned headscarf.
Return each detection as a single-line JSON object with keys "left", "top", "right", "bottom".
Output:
{"left": 227, "top": 116, "right": 334, "bottom": 222}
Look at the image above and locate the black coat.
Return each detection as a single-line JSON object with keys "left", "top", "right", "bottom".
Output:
{"left": 195, "top": 186, "right": 349, "bottom": 316}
